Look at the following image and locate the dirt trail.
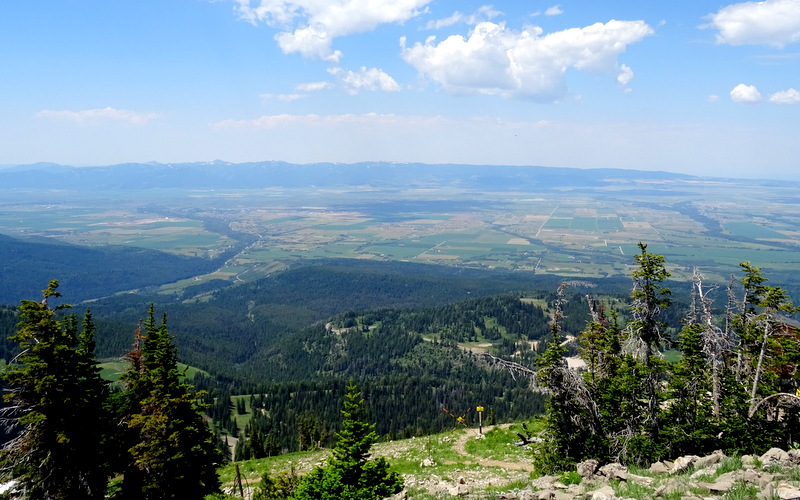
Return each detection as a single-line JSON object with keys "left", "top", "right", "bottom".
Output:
{"left": 449, "top": 425, "right": 535, "bottom": 472}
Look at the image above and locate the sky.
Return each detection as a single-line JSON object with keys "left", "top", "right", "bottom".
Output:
{"left": 1, "top": 1, "right": 800, "bottom": 180}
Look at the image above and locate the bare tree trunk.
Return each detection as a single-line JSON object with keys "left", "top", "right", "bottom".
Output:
{"left": 749, "top": 317, "right": 771, "bottom": 416}
{"left": 694, "top": 268, "right": 722, "bottom": 418}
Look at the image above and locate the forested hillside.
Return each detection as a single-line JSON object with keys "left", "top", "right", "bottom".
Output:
{"left": 0, "top": 233, "right": 234, "bottom": 304}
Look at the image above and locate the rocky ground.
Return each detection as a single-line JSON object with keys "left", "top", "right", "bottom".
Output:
{"left": 382, "top": 432, "right": 800, "bottom": 499}
{"left": 222, "top": 426, "right": 800, "bottom": 499}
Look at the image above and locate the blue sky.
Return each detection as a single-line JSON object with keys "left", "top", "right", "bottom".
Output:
{"left": 2, "top": 1, "right": 799, "bottom": 180}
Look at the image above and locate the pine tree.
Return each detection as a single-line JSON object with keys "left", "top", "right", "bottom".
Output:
{"left": 116, "top": 306, "right": 221, "bottom": 499}
{"left": 292, "top": 381, "right": 403, "bottom": 500}
{"left": 1, "top": 280, "right": 109, "bottom": 499}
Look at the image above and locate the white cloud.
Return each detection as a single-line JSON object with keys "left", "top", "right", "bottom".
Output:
{"left": 708, "top": 94, "right": 721, "bottom": 102}
{"left": 234, "top": 0, "right": 432, "bottom": 61}
{"left": 36, "top": 107, "right": 159, "bottom": 125}
{"left": 341, "top": 67, "right": 401, "bottom": 94}
{"left": 401, "top": 20, "right": 653, "bottom": 101}
{"left": 544, "top": 5, "right": 563, "bottom": 16}
{"left": 424, "top": 5, "right": 502, "bottom": 29}
{"left": 260, "top": 93, "right": 304, "bottom": 102}
{"left": 769, "top": 87, "right": 800, "bottom": 102}
{"left": 296, "top": 81, "right": 333, "bottom": 92}
{"left": 705, "top": 0, "right": 800, "bottom": 48}
{"left": 213, "top": 112, "right": 444, "bottom": 129}
{"left": 730, "top": 83, "right": 763, "bottom": 102}
{"left": 617, "top": 64, "right": 634, "bottom": 86}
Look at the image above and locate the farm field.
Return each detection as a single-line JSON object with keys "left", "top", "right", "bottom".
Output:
{"left": 2, "top": 170, "right": 800, "bottom": 287}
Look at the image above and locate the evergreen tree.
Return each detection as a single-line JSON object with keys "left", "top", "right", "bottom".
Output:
{"left": 292, "top": 381, "right": 403, "bottom": 500}
{"left": 1, "top": 281, "right": 109, "bottom": 499}
{"left": 116, "top": 306, "right": 221, "bottom": 499}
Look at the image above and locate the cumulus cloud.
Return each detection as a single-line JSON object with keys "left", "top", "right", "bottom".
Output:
{"left": 234, "top": 0, "right": 432, "bottom": 61}
{"left": 340, "top": 67, "right": 401, "bottom": 94}
{"left": 545, "top": 5, "right": 563, "bottom": 16}
{"left": 730, "top": 83, "right": 763, "bottom": 102}
{"left": 401, "top": 20, "right": 653, "bottom": 101}
{"left": 36, "top": 107, "right": 159, "bottom": 125}
{"left": 769, "top": 87, "right": 800, "bottom": 103}
{"left": 705, "top": 0, "right": 800, "bottom": 48}
{"left": 424, "top": 5, "right": 502, "bottom": 29}
{"left": 213, "top": 112, "right": 444, "bottom": 129}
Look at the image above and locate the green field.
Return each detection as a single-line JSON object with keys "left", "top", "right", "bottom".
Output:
{"left": 2, "top": 179, "right": 800, "bottom": 286}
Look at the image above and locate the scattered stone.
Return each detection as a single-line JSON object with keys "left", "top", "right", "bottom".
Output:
{"left": 626, "top": 473, "right": 654, "bottom": 486}
{"left": 689, "top": 463, "right": 721, "bottom": 480}
{"left": 420, "top": 456, "right": 435, "bottom": 467}
{"left": 671, "top": 455, "right": 700, "bottom": 474}
{"left": 649, "top": 461, "right": 671, "bottom": 474}
{"left": 694, "top": 451, "right": 725, "bottom": 469}
{"left": 777, "top": 482, "right": 800, "bottom": 500}
{"left": 531, "top": 475, "right": 559, "bottom": 490}
{"left": 758, "top": 483, "right": 775, "bottom": 500}
{"left": 590, "top": 485, "right": 616, "bottom": 500}
{"left": 577, "top": 459, "right": 599, "bottom": 479}
{"left": 761, "top": 448, "right": 791, "bottom": 466}
{"left": 653, "top": 477, "right": 684, "bottom": 496}
{"left": 448, "top": 484, "right": 470, "bottom": 496}
{"left": 598, "top": 462, "right": 628, "bottom": 480}
{"left": 383, "top": 489, "right": 407, "bottom": 500}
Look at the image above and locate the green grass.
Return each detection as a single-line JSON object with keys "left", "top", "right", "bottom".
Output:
{"left": 464, "top": 421, "right": 539, "bottom": 463}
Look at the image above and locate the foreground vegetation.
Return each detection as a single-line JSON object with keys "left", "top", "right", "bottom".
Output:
{"left": 0, "top": 281, "right": 221, "bottom": 499}
{"left": 537, "top": 243, "right": 800, "bottom": 472}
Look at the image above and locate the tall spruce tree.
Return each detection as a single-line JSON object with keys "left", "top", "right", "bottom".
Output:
{"left": 116, "top": 306, "right": 221, "bottom": 499}
{"left": 1, "top": 281, "right": 109, "bottom": 499}
{"left": 292, "top": 381, "right": 403, "bottom": 500}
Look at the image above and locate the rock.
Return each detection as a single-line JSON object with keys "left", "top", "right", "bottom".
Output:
{"left": 447, "top": 484, "right": 470, "bottom": 496}
{"left": 598, "top": 462, "right": 628, "bottom": 480}
{"left": 741, "top": 454, "right": 755, "bottom": 466}
{"left": 757, "top": 483, "right": 775, "bottom": 500}
{"left": 457, "top": 476, "right": 466, "bottom": 485}
{"left": 649, "top": 461, "right": 671, "bottom": 474}
{"left": 626, "top": 473, "right": 654, "bottom": 486}
{"left": 689, "top": 464, "right": 720, "bottom": 480}
{"left": 531, "top": 475, "right": 559, "bottom": 490}
{"left": 577, "top": 459, "right": 599, "bottom": 479}
{"left": 420, "top": 456, "right": 435, "bottom": 467}
{"left": 761, "top": 448, "right": 790, "bottom": 465}
{"left": 536, "top": 491, "right": 573, "bottom": 500}
{"left": 777, "top": 482, "right": 800, "bottom": 500}
{"left": 789, "top": 449, "right": 800, "bottom": 462}
{"left": 694, "top": 451, "right": 725, "bottom": 469}
{"left": 671, "top": 455, "right": 699, "bottom": 474}
{"left": 590, "top": 485, "right": 616, "bottom": 499}
{"left": 707, "top": 478, "right": 735, "bottom": 493}
{"left": 383, "top": 489, "right": 407, "bottom": 500}
{"left": 653, "top": 477, "right": 685, "bottom": 496}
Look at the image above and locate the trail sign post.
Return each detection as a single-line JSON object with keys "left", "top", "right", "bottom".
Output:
{"left": 476, "top": 406, "right": 484, "bottom": 434}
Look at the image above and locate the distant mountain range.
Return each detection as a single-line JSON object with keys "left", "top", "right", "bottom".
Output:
{"left": 0, "top": 160, "right": 745, "bottom": 192}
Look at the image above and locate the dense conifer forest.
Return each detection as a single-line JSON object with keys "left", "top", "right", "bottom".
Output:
{"left": 2, "top": 240, "right": 800, "bottom": 496}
